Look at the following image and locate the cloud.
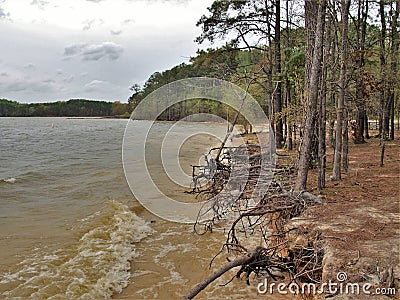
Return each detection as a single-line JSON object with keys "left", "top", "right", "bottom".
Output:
{"left": 64, "top": 42, "right": 124, "bottom": 61}
{"left": 122, "top": 19, "right": 135, "bottom": 26}
{"left": 30, "top": 0, "right": 49, "bottom": 10}
{"left": 84, "top": 79, "right": 107, "bottom": 91}
{"left": 110, "top": 30, "right": 122, "bottom": 35}
{"left": 82, "top": 18, "right": 104, "bottom": 31}
{"left": 109, "top": 19, "right": 134, "bottom": 36}
{"left": 63, "top": 75, "right": 74, "bottom": 83}
{"left": 1, "top": 72, "right": 8, "bottom": 77}
{"left": 64, "top": 43, "right": 86, "bottom": 56}
{"left": 5, "top": 80, "right": 57, "bottom": 93}
{"left": 82, "top": 19, "right": 95, "bottom": 31}
{"left": 24, "top": 63, "right": 36, "bottom": 70}
{"left": 0, "top": 6, "right": 10, "bottom": 19}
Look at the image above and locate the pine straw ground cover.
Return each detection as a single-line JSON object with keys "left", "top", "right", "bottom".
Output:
{"left": 292, "top": 132, "right": 400, "bottom": 299}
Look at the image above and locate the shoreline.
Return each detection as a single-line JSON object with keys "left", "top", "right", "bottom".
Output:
{"left": 179, "top": 132, "right": 399, "bottom": 299}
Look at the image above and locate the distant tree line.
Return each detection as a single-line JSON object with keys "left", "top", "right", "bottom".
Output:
{"left": 0, "top": 99, "right": 130, "bottom": 117}
{"left": 128, "top": 49, "right": 259, "bottom": 125}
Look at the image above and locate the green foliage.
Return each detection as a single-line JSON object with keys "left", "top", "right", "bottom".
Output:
{"left": 127, "top": 47, "right": 256, "bottom": 120}
{"left": 0, "top": 99, "right": 113, "bottom": 117}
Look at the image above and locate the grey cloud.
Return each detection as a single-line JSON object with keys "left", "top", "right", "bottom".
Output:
{"left": 109, "top": 19, "right": 134, "bottom": 36}
{"left": 110, "top": 30, "right": 122, "bottom": 35}
{"left": 5, "top": 80, "right": 56, "bottom": 93}
{"left": 63, "top": 75, "right": 74, "bottom": 83}
{"left": 24, "top": 63, "right": 36, "bottom": 69}
{"left": 84, "top": 80, "right": 107, "bottom": 91}
{"left": 82, "top": 18, "right": 104, "bottom": 31}
{"left": 64, "top": 42, "right": 124, "bottom": 61}
{"left": 122, "top": 19, "right": 134, "bottom": 25}
{"left": 1, "top": 72, "right": 8, "bottom": 77}
{"left": 0, "top": 7, "right": 10, "bottom": 19}
{"left": 64, "top": 43, "right": 86, "bottom": 56}
{"left": 30, "top": 0, "right": 49, "bottom": 10}
{"left": 6, "top": 82, "right": 26, "bottom": 92}
{"left": 82, "top": 19, "right": 95, "bottom": 31}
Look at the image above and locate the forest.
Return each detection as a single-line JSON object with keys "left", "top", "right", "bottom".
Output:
{"left": 129, "top": 0, "right": 399, "bottom": 192}
{"left": 0, "top": 98, "right": 129, "bottom": 117}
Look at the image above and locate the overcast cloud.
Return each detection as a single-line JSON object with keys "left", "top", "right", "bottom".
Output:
{"left": 0, "top": 0, "right": 214, "bottom": 103}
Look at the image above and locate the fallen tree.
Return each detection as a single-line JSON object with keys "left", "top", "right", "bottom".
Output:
{"left": 183, "top": 142, "right": 324, "bottom": 299}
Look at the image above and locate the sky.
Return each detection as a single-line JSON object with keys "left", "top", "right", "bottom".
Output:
{"left": 0, "top": 0, "right": 215, "bottom": 103}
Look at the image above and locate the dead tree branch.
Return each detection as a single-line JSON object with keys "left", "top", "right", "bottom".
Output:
{"left": 182, "top": 252, "right": 257, "bottom": 300}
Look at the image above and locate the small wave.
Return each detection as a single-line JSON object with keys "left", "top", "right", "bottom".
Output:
{"left": 0, "top": 200, "right": 153, "bottom": 299}
{"left": 0, "top": 178, "right": 16, "bottom": 184}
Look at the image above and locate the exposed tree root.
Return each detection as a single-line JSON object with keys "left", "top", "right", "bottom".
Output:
{"left": 184, "top": 144, "right": 324, "bottom": 299}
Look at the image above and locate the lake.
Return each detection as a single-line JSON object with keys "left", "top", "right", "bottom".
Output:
{"left": 0, "top": 117, "right": 278, "bottom": 299}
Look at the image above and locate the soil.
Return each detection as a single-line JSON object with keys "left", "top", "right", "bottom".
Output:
{"left": 286, "top": 132, "right": 399, "bottom": 299}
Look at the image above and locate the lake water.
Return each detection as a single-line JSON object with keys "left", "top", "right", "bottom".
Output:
{"left": 0, "top": 117, "right": 278, "bottom": 299}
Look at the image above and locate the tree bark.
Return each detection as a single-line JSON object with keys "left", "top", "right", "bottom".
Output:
{"left": 275, "top": 0, "right": 284, "bottom": 148}
{"left": 343, "top": 97, "right": 349, "bottom": 173}
{"left": 295, "top": 0, "right": 326, "bottom": 191}
{"left": 354, "top": 0, "right": 368, "bottom": 144}
{"left": 318, "top": 11, "right": 331, "bottom": 191}
{"left": 364, "top": 110, "right": 370, "bottom": 139}
{"left": 332, "top": 0, "right": 350, "bottom": 181}
{"left": 389, "top": 0, "right": 399, "bottom": 140}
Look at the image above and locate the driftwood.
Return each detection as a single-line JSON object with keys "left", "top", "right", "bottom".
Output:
{"left": 182, "top": 252, "right": 257, "bottom": 300}
{"left": 185, "top": 143, "right": 324, "bottom": 298}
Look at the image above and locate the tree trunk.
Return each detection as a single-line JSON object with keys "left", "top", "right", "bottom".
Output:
{"left": 379, "top": 0, "right": 388, "bottom": 166}
{"left": 275, "top": 0, "right": 284, "bottom": 149}
{"left": 328, "top": 6, "right": 338, "bottom": 151}
{"left": 317, "top": 70, "right": 327, "bottom": 190}
{"left": 295, "top": 0, "right": 325, "bottom": 191}
{"left": 364, "top": 110, "right": 370, "bottom": 138}
{"left": 379, "top": 0, "right": 390, "bottom": 140}
{"left": 343, "top": 100, "right": 349, "bottom": 172}
{"left": 285, "top": 0, "right": 293, "bottom": 151}
{"left": 329, "top": 120, "right": 335, "bottom": 149}
{"left": 318, "top": 11, "right": 332, "bottom": 191}
{"left": 354, "top": 0, "right": 368, "bottom": 144}
{"left": 332, "top": 0, "right": 350, "bottom": 181}
{"left": 286, "top": 78, "right": 293, "bottom": 150}
{"left": 389, "top": 0, "right": 399, "bottom": 140}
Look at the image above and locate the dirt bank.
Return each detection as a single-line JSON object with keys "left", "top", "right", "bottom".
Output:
{"left": 287, "top": 134, "right": 399, "bottom": 299}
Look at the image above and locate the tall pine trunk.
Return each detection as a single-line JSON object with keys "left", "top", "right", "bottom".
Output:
{"left": 354, "top": 0, "right": 368, "bottom": 144}
{"left": 295, "top": 0, "right": 326, "bottom": 191}
{"left": 332, "top": 0, "right": 350, "bottom": 180}
{"left": 389, "top": 0, "right": 399, "bottom": 140}
{"left": 380, "top": 0, "right": 387, "bottom": 167}
{"left": 274, "top": 0, "right": 284, "bottom": 148}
